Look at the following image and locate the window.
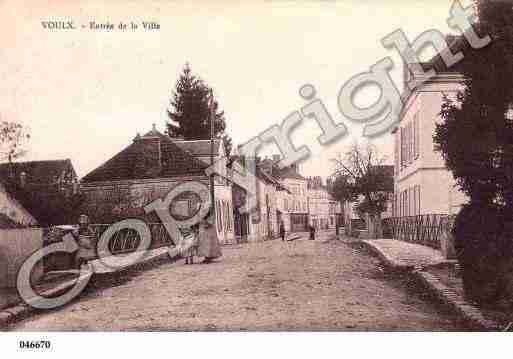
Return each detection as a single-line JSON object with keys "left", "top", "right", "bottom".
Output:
{"left": 414, "top": 114, "right": 420, "bottom": 159}
{"left": 395, "top": 133, "right": 400, "bottom": 175}
{"left": 408, "top": 122, "right": 414, "bottom": 164}
{"left": 413, "top": 188, "right": 417, "bottom": 216}
{"left": 409, "top": 187, "right": 414, "bottom": 216}
{"left": 216, "top": 200, "right": 223, "bottom": 231}
{"left": 402, "top": 190, "right": 409, "bottom": 217}
{"left": 227, "top": 203, "right": 233, "bottom": 231}
{"left": 403, "top": 125, "right": 409, "bottom": 167}
{"left": 415, "top": 185, "right": 421, "bottom": 215}
{"left": 400, "top": 127, "right": 406, "bottom": 168}
{"left": 223, "top": 201, "right": 229, "bottom": 231}
{"left": 400, "top": 116, "right": 420, "bottom": 170}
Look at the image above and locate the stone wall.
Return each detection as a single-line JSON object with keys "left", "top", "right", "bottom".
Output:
{"left": 80, "top": 177, "right": 235, "bottom": 244}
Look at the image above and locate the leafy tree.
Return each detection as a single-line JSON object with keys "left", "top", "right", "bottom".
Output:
{"left": 0, "top": 119, "right": 30, "bottom": 163}
{"left": 167, "top": 64, "right": 232, "bottom": 156}
{"left": 434, "top": 0, "right": 513, "bottom": 306}
{"left": 329, "top": 175, "right": 357, "bottom": 206}
{"left": 331, "top": 144, "right": 392, "bottom": 238}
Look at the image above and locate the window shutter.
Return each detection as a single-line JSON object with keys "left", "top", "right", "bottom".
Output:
{"left": 409, "top": 123, "right": 413, "bottom": 163}
{"left": 394, "top": 131, "right": 400, "bottom": 175}
{"left": 416, "top": 185, "right": 421, "bottom": 215}
{"left": 406, "top": 124, "right": 410, "bottom": 164}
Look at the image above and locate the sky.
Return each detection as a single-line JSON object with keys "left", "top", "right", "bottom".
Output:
{"left": 0, "top": 0, "right": 470, "bottom": 179}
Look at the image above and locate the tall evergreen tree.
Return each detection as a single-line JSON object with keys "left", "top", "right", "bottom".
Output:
{"left": 434, "top": 1, "right": 513, "bottom": 306}
{"left": 167, "top": 64, "right": 232, "bottom": 156}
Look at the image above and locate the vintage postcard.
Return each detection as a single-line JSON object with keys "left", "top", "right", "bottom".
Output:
{"left": 1, "top": 0, "right": 512, "bottom": 356}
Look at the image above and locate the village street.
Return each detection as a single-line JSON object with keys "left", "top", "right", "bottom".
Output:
{"left": 9, "top": 232, "right": 465, "bottom": 331}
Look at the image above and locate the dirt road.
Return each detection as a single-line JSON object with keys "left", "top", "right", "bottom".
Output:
{"left": 9, "top": 234, "right": 466, "bottom": 331}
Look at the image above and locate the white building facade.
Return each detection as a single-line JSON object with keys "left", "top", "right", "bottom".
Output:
{"left": 307, "top": 177, "right": 340, "bottom": 230}
{"left": 393, "top": 65, "right": 468, "bottom": 217}
{"left": 277, "top": 173, "right": 309, "bottom": 232}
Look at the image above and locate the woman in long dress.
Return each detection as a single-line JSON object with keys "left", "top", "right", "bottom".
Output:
{"left": 197, "top": 217, "right": 222, "bottom": 263}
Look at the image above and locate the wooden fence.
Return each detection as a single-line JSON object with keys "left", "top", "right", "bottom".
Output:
{"left": 382, "top": 214, "right": 455, "bottom": 249}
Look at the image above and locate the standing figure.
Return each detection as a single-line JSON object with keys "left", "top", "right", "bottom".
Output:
{"left": 74, "top": 214, "right": 96, "bottom": 268}
{"left": 280, "top": 220, "right": 286, "bottom": 241}
{"left": 309, "top": 224, "right": 316, "bottom": 240}
{"left": 197, "top": 214, "right": 222, "bottom": 263}
{"left": 183, "top": 225, "right": 199, "bottom": 265}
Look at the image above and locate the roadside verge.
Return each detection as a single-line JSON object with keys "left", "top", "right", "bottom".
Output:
{"left": 359, "top": 239, "right": 500, "bottom": 331}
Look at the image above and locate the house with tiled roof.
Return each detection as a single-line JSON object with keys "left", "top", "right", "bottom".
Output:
{"left": 80, "top": 125, "right": 235, "bottom": 244}
{"left": 0, "top": 159, "right": 80, "bottom": 226}
{"left": 0, "top": 159, "right": 77, "bottom": 188}
{"left": 229, "top": 155, "right": 288, "bottom": 241}
{"left": 173, "top": 139, "right": 221, "bottom": 162}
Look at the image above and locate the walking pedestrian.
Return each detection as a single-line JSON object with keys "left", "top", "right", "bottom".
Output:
{"left": 280, "top": 220, "right": 286, "bottom": 241}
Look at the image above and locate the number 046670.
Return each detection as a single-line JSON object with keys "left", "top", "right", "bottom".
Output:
{"left": 18, "top": 340, "right": 51, "bottom": 350}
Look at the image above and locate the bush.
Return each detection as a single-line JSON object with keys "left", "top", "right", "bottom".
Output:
{"left": 454, "top": 203, "right": 513, "bottom": 306}
{"left": 433, "top": 1, "right": 513, "bottom": 306}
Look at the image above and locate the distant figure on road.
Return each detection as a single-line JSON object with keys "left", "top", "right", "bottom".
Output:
{"left": 279, "top": 220, "right": 286, "bottom": 241}
{"left": 197, "top": 213, "right": 222, "bottom": 264}
{"left": 309, "top": 224, "right": 316, "bottom": 241}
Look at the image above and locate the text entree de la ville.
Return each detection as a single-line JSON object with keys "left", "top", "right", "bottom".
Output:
{"left": 41, "top": 20, "right": 160, "bottom": 31}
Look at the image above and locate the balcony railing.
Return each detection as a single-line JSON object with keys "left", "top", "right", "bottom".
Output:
{"left": 382, "top": 214, "right": 455, "bottom": 249}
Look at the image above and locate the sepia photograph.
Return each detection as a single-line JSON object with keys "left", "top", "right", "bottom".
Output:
{"left": 1, "top": 0, "right": 512, "bottom": 356}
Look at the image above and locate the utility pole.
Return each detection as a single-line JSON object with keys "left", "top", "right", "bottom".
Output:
{"left": 208, "top": 89, "right": 216, "bottom": 220}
